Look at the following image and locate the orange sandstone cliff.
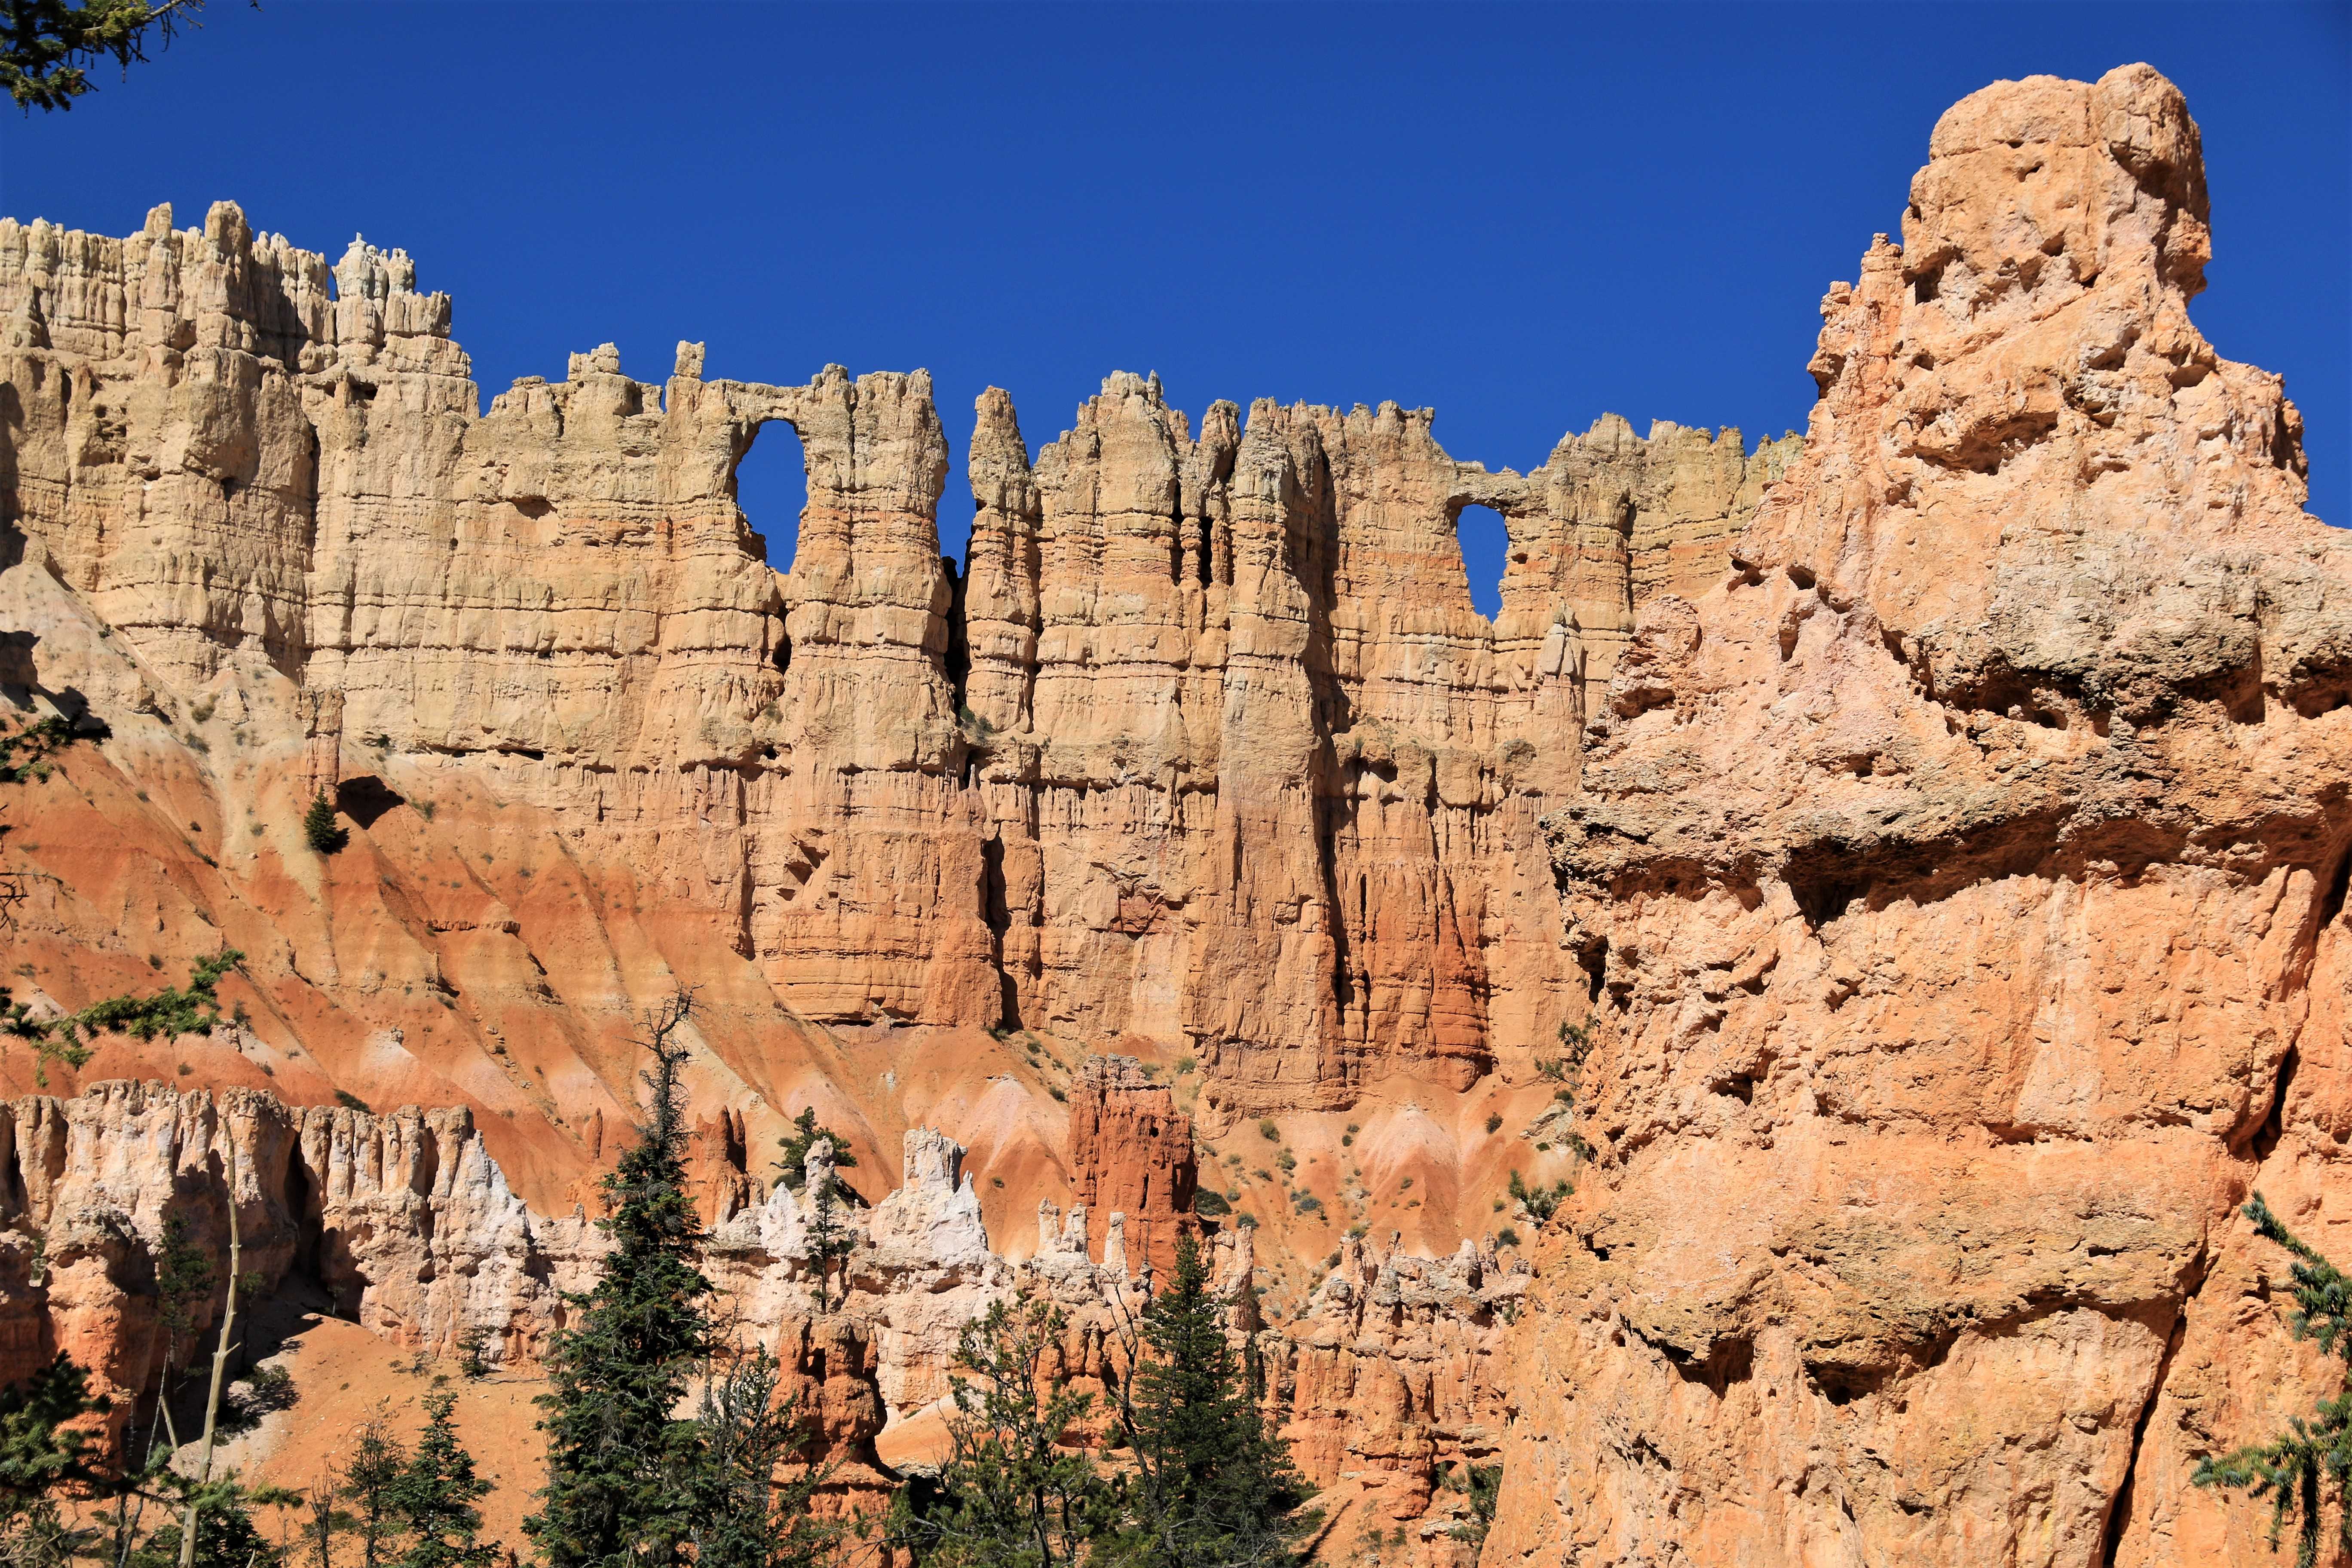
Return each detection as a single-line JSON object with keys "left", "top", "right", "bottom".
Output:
{"left": 1, "top": 62, "right": 2347, "bottom": 1568}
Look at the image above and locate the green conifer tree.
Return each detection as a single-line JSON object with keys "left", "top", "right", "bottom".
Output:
{"left": 2193, "top": 1192, "right": 2352, "bottom": 1568}
{"left": 685, "top": 1348, "right": 845, "bottom": 1568}
{"left": 1118, "top": 1231, "right": 1317, "bottom": 1568}
{"left": 527, "top": 992, "right": 710, "bottom": 1568}
{"left": 388, "top": 1391, "right": 493, "bottom": 1568}
{"left": 303, "top": 793, "right": 347, "bottom": 855}
{"left": 337, "top": 1405, "right": 407, "bottom": 1568}
{"left": 773, "top": 1108, "right": 858, "bottom": 1194}
{"left": 803, "top": 1163, "right": 854, "bottom": 1313}
{"left": 919, "top": 1299, "right": 1115, "bottom": 1568}
{"left": 1, "top": 1352, "right": 105, "bottom": 1567}
{"left": 0, "top": 0, "right": 227, "bottom": 112}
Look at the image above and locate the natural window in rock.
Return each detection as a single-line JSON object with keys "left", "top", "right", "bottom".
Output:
{"left": 735, "top": 418, "right": 808, "bottom": 575}
{"left": 1456, "top": 503, "right": 1508, "bottom": 622}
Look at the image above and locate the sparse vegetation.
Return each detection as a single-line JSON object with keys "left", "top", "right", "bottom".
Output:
{"left": 1484, "top": 1112, "right": 1503, "bottom": 1134}
{"left": 1509, "top": 1169, "right": 1572, "bottom": 1226}
{"left": 2193, "top": 1193, "right": 2352, "bottom": 1568}
{"left": 453, "top": 1325, "right": 493, "bottom": 1381}
{"left": 1258, "top": 1118, "right": 1280, "bottom": 1142}
{"left": 0, "top": 0, "right": 227, "bottom": 112}
{"left": 1443, "top": 1462, "right": 1501, "bottom": 1547}
{"left": 0, "top": 713, "right": 83, "bottom": 783}
{"left": 5, "top": 949, "right": 246, "bottom": 1083}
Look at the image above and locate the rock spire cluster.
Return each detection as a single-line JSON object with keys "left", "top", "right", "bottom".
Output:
{"left": 0, "top": 62, "right": 2346, "bottom": 1568}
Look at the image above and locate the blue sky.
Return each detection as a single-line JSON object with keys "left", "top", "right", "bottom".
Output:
{"left": 5, "top": 2, "right": 2344, "bottom": 614}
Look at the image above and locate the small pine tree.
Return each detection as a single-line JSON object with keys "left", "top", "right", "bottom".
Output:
{"left": 2193, "top": 1193, "right": 2352, "bottom": 1568}
{"left": 773, "top": 1107, "right": 858, "bottom": 1193}
{"left": 919, "top": 1298, "right": 1115, "bottom": 1568}
{"left": 1118, "top": 1231, "right": 1317, "bottom": 1568}
{"left": 303, "top": 792, "right": 347, "bottom": 855}
{"left": 527, "top": 992, "right": 711, "bottom": 1568}
{"left": 685, "top": 1348, "right": 845, "bottom": 1568}
{"left": 803, "top": 1159, "right": 855, "bottom": 1313}
{"left": 387, "top": 1391, "right": 493, "bottom": 1568}
{"left": 1507, "top": 1168, "right": 1571, "bottom": 1226}
{"left": 454, "top": 1327, "right": 493, "bottom": 1381}
{"left": 0, "top": 1352, "right": 105, "bottom": 1567}
{"left": 339, "top": 1404, "right": 410, "bottom": 1568}
{"left": 130, "top": 1485, "right": 296, "bottom": 1568}
{"left": 303, "top": 1471, "right": 358, "bottom": 1568}
{"left": 154, "top": 1206, "right": 217, "bottom": 1392}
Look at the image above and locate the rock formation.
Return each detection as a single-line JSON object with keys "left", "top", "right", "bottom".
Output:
{"left": 1066, "top": 1052, "right": 1197, "bottom": 1274}
{"left": 3, "top": 1077, "right": 1495, "bottom": 1537}
{"left": 1494, "top": 65, "right": 2351, "bottom": 1568}
{"left": 0, "top": 205, "right": 1789, "bottom": 1194}
{"left": 1, "top": 59, "right": 2346, "bottom": 1568}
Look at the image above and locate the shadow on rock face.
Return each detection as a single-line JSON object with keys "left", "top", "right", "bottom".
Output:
{"left": 335, "top": 774, "right": 405, "bottom": 829}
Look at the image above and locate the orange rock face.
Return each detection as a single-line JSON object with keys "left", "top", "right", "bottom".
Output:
{"left": 1066, "top": 1053, "right": 1197, "bottom": 1274}
{"left": 2, "top": 59, "right": 2346, "bottom": 1568}
{"left": 1493, "top": 64, "right": 2351, "bottom": 1568}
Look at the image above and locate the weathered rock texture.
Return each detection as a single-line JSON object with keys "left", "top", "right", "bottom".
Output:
{"left": 1497, "top": 65, "right": 2352, "bottom": 1568}
{"left": 1, "top": 59, "right": 2346, "bottom": 1568}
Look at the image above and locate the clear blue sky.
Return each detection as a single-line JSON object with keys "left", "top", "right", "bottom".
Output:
{"left": 5, "top": 2, "right": 2344, "bottom": 614}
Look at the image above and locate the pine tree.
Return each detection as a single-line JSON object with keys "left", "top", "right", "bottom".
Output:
{"left": 303, "top": 792, "right": 347, "bottom": 854}
{"left": 302, "top": 1471, "right": 358, "bottom": 1568}
{"left": 803, "top": 1163, "right": 854, "bottom": 1313}
{"left": 527, "top": 992, "right": 711, "bottom": 1568}
{"left": 337, "top": 1406, "right": 408, "bottom": 1568}
{"left": 388, "top": 1391, "right": 493, "bottom": 1568}
{"left": 154, "top": 1207, "right": 216, "bottom": 1399}
{"left": 2193, "top": 1192, "right": 2352, "bottom": 1568}
{"left": 1118, "top": 1231, "right": 1316, "bottom": 1568}
{"left": 130, "top": 1503, "right": 279, "bottom": 1568}
{"left": 0, "top": 0, "right": 224, "bottom": 112}
{"left": 685, "top": 1348, "right": 845, "bottom": 1568}
{"left": 773, "top": 1108, "right": 858, "bottom": 1194}
{"left": 919, "top": 1299, "right": 1115, "bottom": 1568}
{"left": 1, "top": 1352, "right": 105, "bottom": 1568}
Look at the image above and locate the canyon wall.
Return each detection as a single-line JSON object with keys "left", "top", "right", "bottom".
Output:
{"left": 2, "top": 60, "right": 2348, "bottom": 1568}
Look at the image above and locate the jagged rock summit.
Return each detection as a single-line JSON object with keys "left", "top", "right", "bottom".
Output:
{"left": 0, "top": 62, "right": 2347, "bottom": 1568}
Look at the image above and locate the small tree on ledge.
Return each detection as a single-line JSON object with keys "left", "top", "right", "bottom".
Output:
{"left": 303, "top": 791, "right": 347, "bottom": 855}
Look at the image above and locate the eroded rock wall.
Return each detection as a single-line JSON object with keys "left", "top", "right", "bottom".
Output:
{"left": 1, "top": 216, "right": 1785, "bottom": 1154}
{"left": 1493, "top": 65, "right": 2352, "bottom": 1568}
{"left": 2, "top": 1076, "right": 1516, "bottom": 1550}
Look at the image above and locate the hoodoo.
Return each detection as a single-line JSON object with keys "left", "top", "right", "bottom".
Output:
{"left": 2, "top": 63, "right": 2345, "bottom": 1568}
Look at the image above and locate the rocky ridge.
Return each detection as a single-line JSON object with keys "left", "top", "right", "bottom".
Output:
{"left": 0, "top": 211, "right": 1790, "bottom": 1172}
{"left": 1498, "top": 65, "right": 2352, "bottom": 1568}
